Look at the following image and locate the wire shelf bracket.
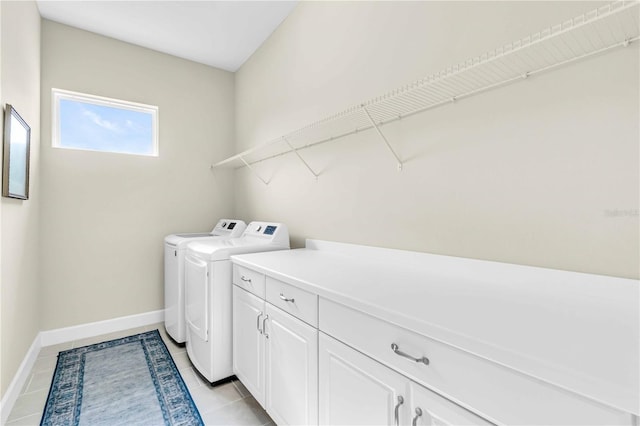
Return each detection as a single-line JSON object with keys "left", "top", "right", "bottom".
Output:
{"left": 239, "top": 155, "right": 269, "bottom": 185}
{"left": 283, "top": 137, "right": 320, "bottom": 180}
{"left": 362, "top": 105, "right": 403, "bottom": 171}
{"left": 211, "top": 1, "right": 640, "bottom": 183}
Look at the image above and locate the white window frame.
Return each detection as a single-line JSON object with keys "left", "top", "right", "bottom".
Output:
{"left": 52, "top": 88, "right": 159, "bottom": 157}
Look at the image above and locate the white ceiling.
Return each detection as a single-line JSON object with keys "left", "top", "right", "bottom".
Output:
{"left": 36, "top": 1, "right": 297, "bottom": 72}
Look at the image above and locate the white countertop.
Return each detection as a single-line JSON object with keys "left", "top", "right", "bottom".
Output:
{"left": 231, "top": 239, "right": 639, "bottom": 415}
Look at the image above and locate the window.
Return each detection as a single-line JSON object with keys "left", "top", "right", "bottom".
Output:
{"left": 52, "top": 89, "right": 158, "bottom": 156}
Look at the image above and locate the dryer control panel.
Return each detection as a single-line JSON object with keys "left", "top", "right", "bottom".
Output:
{"left": 241, "top": 222, "right": 290, "bottom": 247}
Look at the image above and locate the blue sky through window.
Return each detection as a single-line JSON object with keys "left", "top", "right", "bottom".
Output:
{"left": 58, "top": 95, "right": 156, "bottom": 156}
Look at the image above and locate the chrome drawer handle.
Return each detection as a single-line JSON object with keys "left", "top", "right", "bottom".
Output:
{"left": 394, "top": 395, "right": 404, "bottom": 426}
{"left": 391, "top": 343, "right": 430, "bottom": 365}
{"left": 279, "top": 293, "right": 295, "bottom": 303}
{"left": 257, "top": 312, "right": 263, "bottom": 334}
{"left": 262, "top": 315, "right": 269, "bottom": 339}
{"left": 241, "top": 276, "right": 252, "bottom": 283}
{"left": 412, "top": 407, "right": 423, "bottom": 426}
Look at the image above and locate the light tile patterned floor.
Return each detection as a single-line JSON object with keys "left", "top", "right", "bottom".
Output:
{"left": 5, "top": 323, "right": 274, "bottom": 426}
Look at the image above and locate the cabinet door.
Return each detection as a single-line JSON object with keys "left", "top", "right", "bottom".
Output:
{"left": 319, "top": 333, "right": 406, "bottom": 426}
{"left": 232, "top": 285, "right": 266, "bottom": 406}
{"left": 408, "top": 382, "right": 491, "bottom": 426}
{"left": 265, "top": 304, "right": 318, "bottom": 426}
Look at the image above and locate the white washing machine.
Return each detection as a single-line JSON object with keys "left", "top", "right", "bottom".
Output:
{"left": 184, "top": 221, "right": 289, "bottom": 382}
{"left": 164, "top": 219, "right": 246, "bottom": 343}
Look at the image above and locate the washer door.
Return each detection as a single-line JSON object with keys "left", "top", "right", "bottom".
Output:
{"left": 185, "top": 253, "right": 208, "bottom": 342}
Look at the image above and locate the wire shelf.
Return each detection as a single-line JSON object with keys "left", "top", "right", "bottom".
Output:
{"left": 212, "top": 1, "right": 640, "bottom": 178}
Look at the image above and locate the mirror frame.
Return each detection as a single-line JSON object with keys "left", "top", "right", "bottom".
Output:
{"left": 2, "top": 104, "right": 31, "bottom": 200}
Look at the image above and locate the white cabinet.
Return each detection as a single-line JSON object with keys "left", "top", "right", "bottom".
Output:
{"left": 319, "top": 333, "right": 490, "bottom": 426}
{"left": 232, "top": 284, "right": 319, "bottom": 425}
{"left": 319, "top": 332, "right": 406, "bottom": 426}
{"left": 265, "top": 303, "right": 318, "bottom": 426}
{"left": 232, "top": 241, "right": 639, "bottom": 425}
{"left": 319, "top": 297, "right": 635, "bottom": 425}
{"left": 232, "top": 285, "right": 265, "bottom": 404}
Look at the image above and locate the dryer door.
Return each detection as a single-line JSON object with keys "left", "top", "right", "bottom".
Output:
{"left": 185, "top": 254, "right": 208, "bottom": 342}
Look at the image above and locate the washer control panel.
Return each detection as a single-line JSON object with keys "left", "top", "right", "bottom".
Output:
{"left": 211, "top": 219, "right": 247, "bottom": 237}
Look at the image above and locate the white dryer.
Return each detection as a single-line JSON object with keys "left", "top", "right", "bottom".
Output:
{"left": 164, "top": 219, "right": 246, "bottom": 343}
{"left": 184, "top": 221, "right": 289, "bottom": 382}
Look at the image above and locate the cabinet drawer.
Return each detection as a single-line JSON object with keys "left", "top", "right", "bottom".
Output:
{"left": 319, "top": 298, "right": 633, "bottom": 425}
{"left": 266, "top": 277, "right": 318, "bottom": 327}
{"left": 233, "top": 264, "right": 266, "bottom": 298}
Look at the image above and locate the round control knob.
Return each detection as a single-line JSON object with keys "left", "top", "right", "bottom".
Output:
{"left": 221, "top": 221, "right": 227, "bottom": 227}
{"left": 256, "top": 226, "right": 262, "bottom": 232}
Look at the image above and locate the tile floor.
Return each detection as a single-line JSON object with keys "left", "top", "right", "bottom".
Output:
{"left": 5, "top": 323, "right": 274, "bottom": 426}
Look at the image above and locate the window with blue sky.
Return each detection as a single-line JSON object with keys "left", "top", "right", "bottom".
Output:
{"left": 53, "top": 89, "right": 158, "bottom": 156}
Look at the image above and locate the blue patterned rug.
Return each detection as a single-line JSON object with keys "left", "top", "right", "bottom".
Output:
{"left": 41, "top": 330, "right": 203, "bottom": 426}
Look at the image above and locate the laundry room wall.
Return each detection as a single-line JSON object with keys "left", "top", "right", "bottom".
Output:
{"left": 234, "top": 1, "right": 639, "bottom": 279}
{"left": 40, "top": 21, "right": 236, "bottom": 330}
{"left": 0, "top": 0, "right": 41, "bottom": 398}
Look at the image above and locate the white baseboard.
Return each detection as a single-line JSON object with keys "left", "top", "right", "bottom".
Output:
{"left": 0, "top": 309, "right": 165, "bottom": 423}
{"left": 39, "top": 309, "right": 164, "bottom": 347}
{"left": 0, "top": 334, "right": 41, "bottom": 425}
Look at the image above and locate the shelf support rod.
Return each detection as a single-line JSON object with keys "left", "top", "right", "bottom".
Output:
{"left": 283, "top": 137, "right": 319, "bottom": 180}
{"left": 239, "top": 155, "right": 269, "bottom": 185}
{"left": 362, "top": 105, "right": 403, "bottom": 171}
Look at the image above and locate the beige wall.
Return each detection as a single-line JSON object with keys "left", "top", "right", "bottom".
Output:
{"left": 0, "top": 1, "right": 41, "bottom": 397}
{"left": 40, "top": 21, "right": 236, "bottom": 330}
{"left": 235, "top": 1, "right": 639, "bottom": 279}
